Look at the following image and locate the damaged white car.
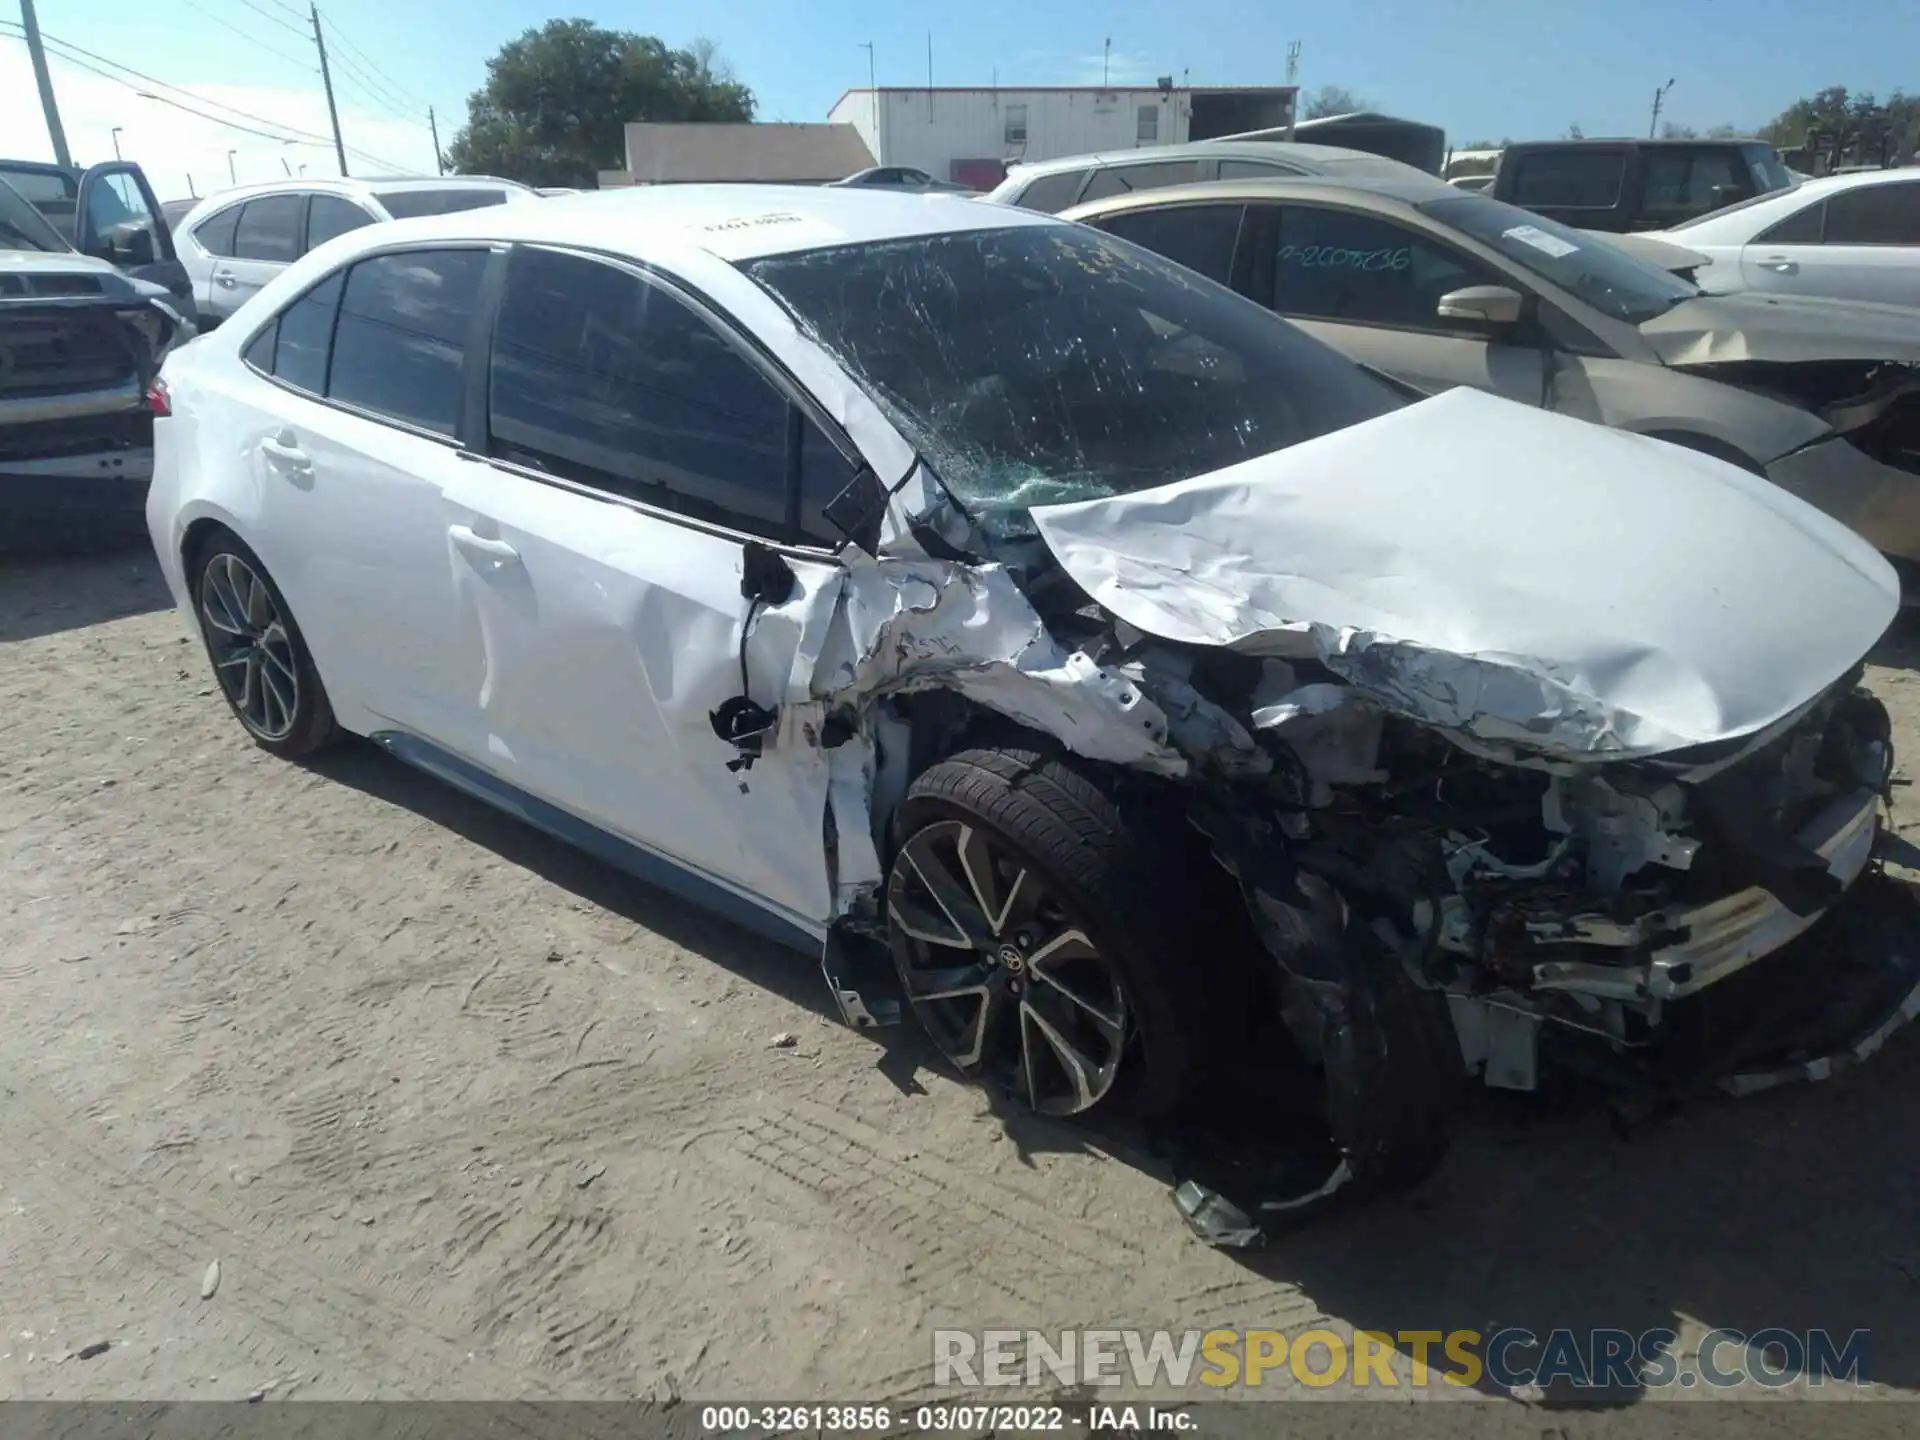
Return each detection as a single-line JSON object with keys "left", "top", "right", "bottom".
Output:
{"left": 147, "top": 187, "right": 1920, "bottom": 1234}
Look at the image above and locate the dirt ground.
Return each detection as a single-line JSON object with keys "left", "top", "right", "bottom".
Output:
{"left": 5, "top": 547, "right": 1920, "bottom": 1408}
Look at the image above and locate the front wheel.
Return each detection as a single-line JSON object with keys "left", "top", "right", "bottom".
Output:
{"left": 191, "top": 530, "right": 340, "bottom": 758}
{"left": 885, "top": 745, "right": 1205, "bottom": 1118}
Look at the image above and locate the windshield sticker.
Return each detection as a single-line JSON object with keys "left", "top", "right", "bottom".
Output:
{"left": 1502, "top": 225, "right": 1581, "bottom": 259}
{"left": 1279, "top": 244, "right": 1411, "bottom": 272}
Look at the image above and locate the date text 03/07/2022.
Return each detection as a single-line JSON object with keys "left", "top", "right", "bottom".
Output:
{"left": 698, "top": 1404, "right": 1198, "bottom": 1433}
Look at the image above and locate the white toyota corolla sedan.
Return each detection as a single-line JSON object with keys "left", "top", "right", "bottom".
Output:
{"left": 146, "top": 185, "right": 1916, "bottom": 1233}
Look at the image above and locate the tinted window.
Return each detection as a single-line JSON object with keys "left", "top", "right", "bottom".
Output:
{"left": 488, "top": 247, "right": 812, "bottom": 537}
{"left": 1011, "top": 170, "right": 1088, "bottom": 213}
{"left": 1080, "top": 160, "right": 1202, "bottom": 203}
{"left": 0, "top": 167, "right": 77, "bottom": 240}
{"left": 192, "top": 205, "right": 242, "bottom": 257}
{"left": 745, "top": 225, "right": 1404, "bottom": 540}
{"left": 306, "top": 194, "right": 373, "bottom": 250}
{"left": 1100, "top": 204, "right": 1244, "bottom": 286}
{"left": 1643, "top": 148, "right": 1751, "bottom": 217}
{"left": 272, "top": 272, "right": 345, "bottom": 394}
{"left": 1823, "top": 182, "right": 1920, "bottom": 245}
{"left": 234, "top": 194, "right": 304, "bottom": 262}
{"left": 243, "top": 322, "right": 277, "bottom": 372}
{"left": 1269, "top": 206, "right": 1491, "bottom": 329}
{"left": 1217, "top": 158, "right": 1301, "bottom": 180}
{"left": 376, "top": 188, "right": 511, "bottom": 219}
{"left": 329, "top": 249, "right": 487, "bottom": 436}
{"left": 1744, "top": 144, "right": 1795, "bottom": 193}
{"left": 1755, "top": 199, "right": 1825, "bottom": 244}
{"left": 1509, "top": 150, "right": 1625, "bottom": 209}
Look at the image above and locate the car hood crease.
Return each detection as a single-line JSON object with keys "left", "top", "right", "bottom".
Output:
{"left": 1643, "top": 292, "right": 1920, "bottom": 368}
{"left": 1030, "top": 388, "right": 1898, "bottom": 763}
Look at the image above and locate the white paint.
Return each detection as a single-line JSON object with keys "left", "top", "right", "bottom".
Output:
{"left": 1033, "top": 386, "right": 1899, "bottom": 761}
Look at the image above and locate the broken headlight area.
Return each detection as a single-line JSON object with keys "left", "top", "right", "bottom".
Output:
{"left": 1705, "top": 358, "right": 1920, "bottom": 477}
{"left": 1111, "top": 644, "right": 1911, "bottom": 1241}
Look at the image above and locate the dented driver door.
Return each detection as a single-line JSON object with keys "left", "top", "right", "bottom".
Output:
{"left": 437, "top": 243, "right": 861, "bottom": 939}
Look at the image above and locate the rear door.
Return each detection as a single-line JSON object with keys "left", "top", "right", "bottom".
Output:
{"left": 73, "top": 162, "right": 193, "bottom": 312}
{"left": 214, "top": 193, "right": 307, "bottom": 321}
{"left": 1239, "top": 201, "right": 1547, "bottom": 403}
{"left": 1742, "top": 181, "right": 1920, "bottom": 307}
{"left": 439, "top": 242, "right": 862, "bottom": 933}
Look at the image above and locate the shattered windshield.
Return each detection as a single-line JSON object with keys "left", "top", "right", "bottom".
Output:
{"left": 1421, "top": 194, "right": 1700, "bottom": 324}
{"left": 742, "top": 224, "right": 1405, "bottom": 535}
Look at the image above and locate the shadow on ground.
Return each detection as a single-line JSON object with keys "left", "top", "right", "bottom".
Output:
{"left": 0, "top": 545, "right": 173, "bottom": 645}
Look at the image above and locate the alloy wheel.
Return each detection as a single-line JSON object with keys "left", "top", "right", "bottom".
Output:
{"left": 198, "top": 551, "right": 300, "bottom": 742}
{"left": 888, "top": 819, "right": 1131, "bottom": 1115}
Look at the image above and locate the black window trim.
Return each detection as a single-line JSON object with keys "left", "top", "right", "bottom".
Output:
{"left": 466, "top": 240, "right": 868, "bottom": 558}
{"left": 237, "top": 238, "right": 502, "bottom": 450}
{"left": 1251, "top": 200, "right": 1541, "bottom": 343}
{"left": 1754, "top": 196, "right": 1828, "bottom": 246}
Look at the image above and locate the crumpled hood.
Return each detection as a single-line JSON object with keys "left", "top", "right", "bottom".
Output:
{"left": 1030, "top": 387, "right": 1898, "bottom": 763}
{"left": 1642, "top": 291, "right": 1920, "bottom": 368}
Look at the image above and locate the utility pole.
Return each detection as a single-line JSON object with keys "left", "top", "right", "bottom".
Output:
{"left": 1103, "top": 37, "right": 1111, "bottom": 89}
{"left": 311, "top": 5, "right": 349, "bottom": 176}
{"left": 111, "top": 126, "right": 124, "bottom": 160}
{"left": 1285, "top": 41, "right": 1301, "bottom": 140}
{"left": 227, "top": 149, "right": 237, "bottom": 183}
{"left": 1649, "top": 77, "right": 1676, "bottom": 139}
{"left": 428, "top": 107, "right": 443, "bottom": 173}
{"left": 857, "top": 42, "right": 877, "bottom": 161}
{"left": 20, "top": 0, "right": 72, "bottom": 167}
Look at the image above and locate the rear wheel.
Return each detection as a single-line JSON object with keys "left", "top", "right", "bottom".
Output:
{"left": 191, "top": 531, "right": 339, "bottom": 758}
{"left": 885, "top": 745, "right": 1203, "bottom": 1118}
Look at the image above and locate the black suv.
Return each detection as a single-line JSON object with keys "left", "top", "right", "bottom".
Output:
{"left": 1488, "top": 138, "right": 1797, "bottom": 231}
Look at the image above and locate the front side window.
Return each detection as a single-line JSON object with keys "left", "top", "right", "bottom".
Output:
{"left": 1421, "top": 193, "right": 1697, "bottom": 324}
{"left": 1754, "top": 199, "right": 1825, "bottom": 244}
{"left": 1099, "top": 204, "right": 1244, "bottom": 287}
{"left": 234, "top": 194, "right": 304, "bottom": 263}
{"left": 1267, "top": 205, "right": 1493, "bottom": 329}
{"left": 192, "top": 205, "right": 242, "bottom": 257}
{"left": 1823, "top": 182, "right": 1920, "bottom": 245}
{"left": 488, "top": 246, "right": 848, "bottom": 541}
{"left": 1744, "top": 144, "right": 1795, "bottom": 193}
{"left": 328, "top": 249, "right": 488, "bottom": 435}
{"left": 1509, "top": 150, "right": 1626, "bottom": 209}
{"left": 1009, "top": 170, "right": 1087, "bottom": 213}
{"left": 1642, "top": 148, "right": 1752, "bottom": 217}
{"left": 376, "top": 188, "right": 512, "bottom": 220}
{"left": 744, "top": 224, "right": 1405, "bottom": 538}
{"left": 306, "top": 194, "right": 374, "bottom": 250}
{"left": 1080, "top": 160, "right": 1201, "bottom": 203}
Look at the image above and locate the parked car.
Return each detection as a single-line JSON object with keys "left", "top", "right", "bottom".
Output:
{"left": 1, "top": 176, "right": 189, "bottom": 551}
{"left": 161, "top": 198, "right": 199, "bottom": 228}
{"left": 0, "top": 157, "right": 195, "bottom": 318}
{"left": 148, "top": 185, "right": 1914, "bottom": 1233}
{"left": 176, "top": 175, "right": 536, "bottom": 328}
{"left": 1062, "top": 174, "right": 1920, "bottom": 582}
{"left": 1641, "top": 168, "right": 1920, "bottom": 309}
{"left": 1487, "top": 138, "right": 1797, "bottom": 231}
{"left": 832, "top": 166, "right": 973, "bottom": 194}
{"left": 983, "top": 140, "right": 1430, "bottom": 214}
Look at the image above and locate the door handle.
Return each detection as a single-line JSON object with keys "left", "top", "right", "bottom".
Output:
{"left": 259, "top": 431, "right": 312, "bottom": 473}
{"left": 449, "top": 524, "right": 520, "bottom": 565}
{"left": 1758, "top": 257, "right": 1798, "bottom": 274}
{"left": 214, "top": 273, "right": 238, "bottom": 288}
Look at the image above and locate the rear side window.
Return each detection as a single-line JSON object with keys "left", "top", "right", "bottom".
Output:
{"left": 234, "top": 194, "right": 304, "bottom": 262}
{"left": 1755, "top": 199, "right": 1825, "bottom": 244}
{"left": 192, "top": 205, "right": 242, "bottom": 257}
{"left": 1099, "top": 204, "right": 1245, "bottom": 286}
{"left": 487, "top": 246, "right": 849, "bottom": 542}
{"left": 306, "top": 194, "right": 373, "bottom": 250}
{"left": 376, "top": 188, "right": 511, "bottom": 219}
{"left": 1009, "top": 170, "right": 1088, "bottom": 213}
{"left": 1080, "top": 160, "right": 1202, "bottom": 203}
{"left": 272, "top": 272, "right": 345, "bottom": 393}
{"left": 1823, "top": 182, "right": 1920, "bottom": 245}
{"left": 328, "top": 249, "right": 488, "bottom": 436}
{"left": 1508, "top": 150, "right": 1625, "bottom": 209}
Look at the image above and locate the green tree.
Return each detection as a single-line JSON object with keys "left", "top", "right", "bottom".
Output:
{"left": 445, "top": 20, "right": 755, "bottom": 187}
{"left": 1760, "top": 85, "right": 1917, "bottom": 163}
{"left": 1302, "top": 85, "right": 1372, "bottom": 120}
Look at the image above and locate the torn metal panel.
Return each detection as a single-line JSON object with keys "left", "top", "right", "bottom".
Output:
{"left": 809, "top": 555, "right": 1189, "bottom": 777}
{"left": 1031, "top": 388, "right": 1900, "bottom": 763}
{"left": 1641, "top": 292, "right": 1920, "bottom": 369}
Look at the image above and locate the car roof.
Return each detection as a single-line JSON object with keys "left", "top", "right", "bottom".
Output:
{"left": 295, "top": 183, "right": 1059, "bottom": 265}
{"left": 184, "top": 174, "right": 531, "bottom": 210}
{"left": 1003, "top": 140, "right": 1428, "bottom": 180}
{"left": 1060, "top": 171, "right": 1460, "bottom": 220}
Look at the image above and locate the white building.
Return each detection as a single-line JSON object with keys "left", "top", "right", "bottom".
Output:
{"left": 826, "top": 84, "right": 1297, "bottom": 190}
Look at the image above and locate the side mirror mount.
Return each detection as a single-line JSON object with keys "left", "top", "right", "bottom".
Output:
{"left": 1436, "top": 284, "right": 1525, "bottom": 327}
{"left": 739, "top": 540, "right": 796, "bottom": 607}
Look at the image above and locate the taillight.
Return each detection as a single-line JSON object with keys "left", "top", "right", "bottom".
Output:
{"left": 147, "top": 378, "right": 171, "bottom": 416}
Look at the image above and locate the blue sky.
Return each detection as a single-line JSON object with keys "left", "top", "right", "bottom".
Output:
{"left": 4, "top": 0, "right": 1915, "bottom": 197}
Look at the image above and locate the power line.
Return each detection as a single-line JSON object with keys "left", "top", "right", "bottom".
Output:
{"left": 180, "top": 0, "right": 317, "bottom": 72}
{"left": 327, "top": 46, "right": 421, "bottom": 120}
{"left": 321, "top": 15, "right": 425, "bottom": 111}
{"left": 0, "top": 21, "right": 413, "bottom": 171}
{"left": 229, "top": 0, "right": 311, "bottom": 42}
{"left": 252, "top": 0, "right": 309, "bottom": 22}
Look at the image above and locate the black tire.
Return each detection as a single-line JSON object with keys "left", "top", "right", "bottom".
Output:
{"left": 189, "top": 529, "right": 340, "bottom": 759}
{"left": 888, "top": 744, "right": 1206, "bottom": 1118}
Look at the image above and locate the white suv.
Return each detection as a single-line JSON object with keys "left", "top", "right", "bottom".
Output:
{"left": 176, "top": 176, "right": 535, "bottom": 327}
